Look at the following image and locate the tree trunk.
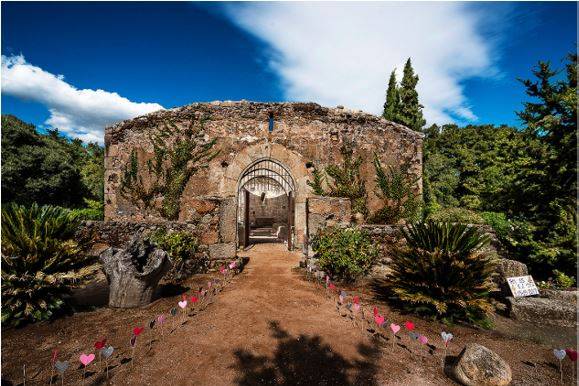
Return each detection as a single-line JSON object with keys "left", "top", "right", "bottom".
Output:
{"left": 100, "top": 234, "right": 172, "bottom": 308}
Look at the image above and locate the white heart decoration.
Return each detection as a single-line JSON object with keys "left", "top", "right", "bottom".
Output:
{"left": 554, "top": 349, "right": 566, "bottom": 361}
{"left": 101, "top": 345, "right": 114, "bottom": 359}
{"left": 441, "top": 331, "right": 453, "bottom": 343}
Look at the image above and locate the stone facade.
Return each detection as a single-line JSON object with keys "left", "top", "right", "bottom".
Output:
{"left": 104, "top": 101, "right": 423, "bottom": 249}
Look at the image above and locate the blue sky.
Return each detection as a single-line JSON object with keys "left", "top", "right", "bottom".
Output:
{"left": 1, "top": 2, "right": 576, "bottom": 143}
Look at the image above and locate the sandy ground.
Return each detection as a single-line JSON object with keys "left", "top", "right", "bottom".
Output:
{"left": 2, "top": 243, "right": 576, "bottom": 385}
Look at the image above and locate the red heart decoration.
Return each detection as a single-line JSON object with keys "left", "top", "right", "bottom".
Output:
{"left": 94, "top": 339, "right": 106, "bottom": 350}
{"left": 329, "top": 283, "right": 336, "bottom": 291}
{"left": 404, "top": 321, "right": 415, "bottom": 331}
{"left": 353, "top": 296, "right": 360, "bottom": 305}
{"left": 566, "top": 349, "right": 578, "bottom": 361}
{"left": 51, "top": 349, "right": 58, "bottom": 364}
{"left": 373, "top": 307, "right": 378, "bottom": 316}
{"left": 374, "top": 314, "right": 385, "bottom": 326}
{"left": 133, "top": 327, "right": 144, "bottom": 336}
{"left": 190, "top": 296, "right": 198, "bottom": 303}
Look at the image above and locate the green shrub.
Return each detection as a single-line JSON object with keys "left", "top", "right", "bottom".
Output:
{"left": 70, "top": 199, "right": 104, "bottom": 221}
{"left": 480, "top": 211, "right": 511, "bottom": 240}
{"left": 388, "top": 221, "right": 497, "bottom": 327}
{"left": 1, "top": 203, "right": 91, "bottom": 326}
{"left": 553, "top": 270, "right": 575, "bottom": 289}
{"left": 427, "top": 207, "right": 484, "bottom": 224}
{"left": 149, "top": 229, "right": 206, "bottom": 281}
{"left": 311, "top": 226, "right": 378, "bottom": 282}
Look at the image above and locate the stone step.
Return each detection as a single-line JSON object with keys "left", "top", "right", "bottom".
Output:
{"left": 507, "top": 296, "right": 578, "bottom": 328}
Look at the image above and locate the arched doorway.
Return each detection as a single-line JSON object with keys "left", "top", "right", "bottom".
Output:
{"left": 237, "top": 158, "right": 295, "bottom": 250}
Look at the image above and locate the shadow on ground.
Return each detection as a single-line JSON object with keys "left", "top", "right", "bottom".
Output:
{"left": 231, "top": 320, "right": 381, "bottom": 386}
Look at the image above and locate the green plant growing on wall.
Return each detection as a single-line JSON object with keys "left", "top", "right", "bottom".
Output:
{"left": 371, "top": 154, "right": 421, "bottom": 224}
{"left": 307, "top": 140, "right": 368, "bottom": 217}
{"left": 120, "top": 116, "right": 219, "bottom": 220}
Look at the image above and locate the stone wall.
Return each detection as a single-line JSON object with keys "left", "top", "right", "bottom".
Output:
{"left": 306, "top": 196, "right": 352, "bottom": 248}
{"left": 249, "top": 193, "right": 288, "bottom": 227}
{"left": 79, "top": 196, "right": 237, "bottom": 263}
{"left": 104, "top": 101, "right": 423, "bottom": 248}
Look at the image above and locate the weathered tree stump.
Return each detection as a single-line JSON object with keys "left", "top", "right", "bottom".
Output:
{"left": 100, "top": 234, "right": 172, "bottom": 308}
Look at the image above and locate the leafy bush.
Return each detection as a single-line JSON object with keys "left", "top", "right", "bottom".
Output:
{"left": 70, "top": 199, "right": 104, "bottom": 221}
{"left": 311, "top": 226, "right": 377, "bottom": 282}
{"left": 370, "top": 154, "right": 421, "bottom": 224}
{"left": 1, "top": 203, "right": 92, "bottom": 326}
{"left": 427, "top": 207, "right": 484, "bottom": 224}
{"left": 149, "top": 229, "right": 206, "bottom": 282}
{"left": 553, "top": 270, "right": 575, "bottom": 289}
{"left": 480, "top": 211, "right": 511, "bottom": 240}
{"left": 388, "top": 221, "right": 497, "bottom": 327}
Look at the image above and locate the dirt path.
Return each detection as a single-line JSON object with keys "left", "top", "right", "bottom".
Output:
{"left": 2, "top": 243, "right": 574, "bottom": 385}
{"left": 117, "top": 243, "right": 445, "bottom": 385}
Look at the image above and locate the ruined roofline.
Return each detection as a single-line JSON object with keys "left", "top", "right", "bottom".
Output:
{"left": 105, "top": 100, "right": 424, "bottom": 140}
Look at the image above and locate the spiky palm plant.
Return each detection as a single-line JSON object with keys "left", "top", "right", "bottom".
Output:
{"left": 388, "top": 221, "right": 497, "bottom": 327}
{"left": 1, "top": 203, "right": 92, "bottom": 326}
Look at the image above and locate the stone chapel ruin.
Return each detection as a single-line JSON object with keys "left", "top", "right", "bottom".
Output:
{"left": 103, "top": 101, "right": 423, "bottom": 260}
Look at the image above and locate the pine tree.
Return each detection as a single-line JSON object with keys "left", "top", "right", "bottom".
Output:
{"left": 382, "top": 70, "right": 399, "bottom": 121}
{"left": 397, "top": 58, "right": 426, "bottom": 132}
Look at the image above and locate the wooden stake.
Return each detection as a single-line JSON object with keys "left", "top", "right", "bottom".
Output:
{"left": 23, "top": 364, "right": 26, "bottom": 386}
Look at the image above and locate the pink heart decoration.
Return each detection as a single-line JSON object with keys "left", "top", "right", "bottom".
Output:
{"left": 390, "top": 323, "right": 400, "bottom": 334}
{"left": 418, "top": 335, "right": 428, "bottom": 345}
{"left": 325, "top": 275, "right": 330, "bottom": 284}
{"left": 229, "top": 261, "right": 237, "bottom": 269}
{"left": 208, "top": 281, "right": 212, "bottom": 288}
{"left": 157, "top": 315, "right": 166, "bottom": 324}
{"left": 79, "top": 353, "right": 95, "bottom": 366}
{"left": 339, "top": 295, "right": 344, "bottom": 304}
{"left": 178, "top": 300, "right": 187, "bottom": 309}
{"left": 374, "top": 314, "right": 385, "bottom": 326}
{"left": 353, "top": 303, "right": 360, "bottom": 312}
{"left": 404, "top": 321, "right": 415, "bottom": 331}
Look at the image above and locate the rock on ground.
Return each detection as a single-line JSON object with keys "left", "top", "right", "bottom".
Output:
{"left": 451, "top": 343, "right": 512, "bottom": 386}
{"left": 507, "top": 296, "right": 577, "bottom": 328}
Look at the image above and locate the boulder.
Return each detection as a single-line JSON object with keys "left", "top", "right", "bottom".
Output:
{"left": 507, "top": 296, "right": 577, "bottom": 327}
{"left": 495, "top": 259, "right": 528, "bottom": 296}
{"left": 451, "top": 343, "right": 512, "bottom": 386}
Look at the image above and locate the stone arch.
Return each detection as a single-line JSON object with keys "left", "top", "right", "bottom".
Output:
{"left": 220, "top": 143, "right": 312, "bottom": 249}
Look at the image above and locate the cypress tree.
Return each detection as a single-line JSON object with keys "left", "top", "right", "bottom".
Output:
{"left": 382, "top": 70, "right": 399, "bottom": 121}
{"left": 397, "top": 58, "right": 426, "bottom": 132}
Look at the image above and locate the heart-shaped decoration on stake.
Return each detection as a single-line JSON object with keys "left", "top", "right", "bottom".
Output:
{"left": 390, "top": 323, "right": 401, "bottom": 334}
{"left": 404, "top": 321, "right": 415, "bottom": 331}
{"left": 101, "top": 346, "right": 114, "bottom": 359}
{"left": 54, "top": 361, "right": 69, "bottom": 374}
{"left": 178, "top": 300, "right": 187, "bottom": 309}
{"left": 51, "top": 349, "right": 59, "bottom": 364}
{"left": 157, "top": 314, "right": 166, "bottom": 324}
{"left": 229, "top": 261, "right": 237, "bottom": 270}
{"left": 409, "top": 331, "right": 420, "bottom": 340}
{"left": 566, "top": 348, "right": 578, "bottom": 361}
{"left": 94, "top": 339, "right": 107, "bottom": 350}
{"left": 353, "top": 296, "right": 360, "bottom": 305}
{"left": 441, "top": 331, "right": 453, "bottom": 346}
{"left": 353, "top": 303, "right": 360, "bottom": 312}
{"left": 190, "top": 296, "right": 198, "bottom": 304}
{"left": 418, "top": 335, "right": 428, "bottom": 345}
{"left": 338, "top": 295, "right": 344, "bottom": 304}
{"left": 329, "top": 283, "right": 336, "bottom": 291}
{"left": 208, "top": 281, "right": 212, "bottom": 289}
{"left": 170, "top": 307, "right": 177, "bottom": 316}
{"left": 79, "top": 353, "right": 95, "bottom": 366}
{"left": 554, "top": 349, "right": 567, "bottom": 361}
{"left": 373, "top": 307, "right": 379, "bottom": 317}
{"left": 374, "top": 314, "right": 385, "bottom": 327}
{"left": 133, "top": 326, "right": 144, "bottom": 336}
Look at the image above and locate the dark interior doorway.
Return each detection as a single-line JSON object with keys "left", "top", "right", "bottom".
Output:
{"left": 238, "top": 158, "right": 295, "bottom": 250}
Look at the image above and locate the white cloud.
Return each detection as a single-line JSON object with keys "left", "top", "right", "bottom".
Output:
{"left": 224, "top": 2, "right": 500, "bottom": 125}
{"left": 1, "top": 55, "right": 163, "bottom": 144}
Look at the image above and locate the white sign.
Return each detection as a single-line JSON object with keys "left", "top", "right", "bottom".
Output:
{"left": 507, "top": 275, "right": 539, "bottom": 297}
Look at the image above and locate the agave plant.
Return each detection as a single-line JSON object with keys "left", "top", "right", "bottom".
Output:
{"left": 1, "top": 203, "right": 92, "bottom": 326}
{"left": 388, "top": 221, "right": 497, "bottom": 327}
